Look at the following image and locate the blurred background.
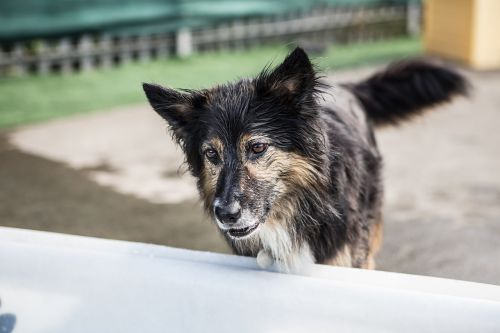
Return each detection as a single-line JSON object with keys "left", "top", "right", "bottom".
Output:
{"left": 1, "top": 0, "right": 499, "bottom": 284}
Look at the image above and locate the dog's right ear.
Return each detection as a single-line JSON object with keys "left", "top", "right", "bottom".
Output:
{"left": 142, "top": 83, "right": 202, "bottom": 141}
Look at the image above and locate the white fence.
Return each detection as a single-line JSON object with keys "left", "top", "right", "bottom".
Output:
{"left": 0, "top": 34, "right": 176, "bottom": 76}
{"left": 0, "top": 4, "right": 420, "bottom": 77}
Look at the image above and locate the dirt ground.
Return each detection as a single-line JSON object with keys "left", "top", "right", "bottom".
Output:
{"left": 1, "top": 64, "right": 499, "bottom": 284}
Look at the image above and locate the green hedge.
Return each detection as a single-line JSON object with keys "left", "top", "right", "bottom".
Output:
{"left": 0, "top": 0, "right": 413, "bottom": 41}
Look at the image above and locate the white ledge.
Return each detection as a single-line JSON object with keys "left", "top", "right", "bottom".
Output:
{"left": 0, "top": 226, "right": 499, "bottom": 333}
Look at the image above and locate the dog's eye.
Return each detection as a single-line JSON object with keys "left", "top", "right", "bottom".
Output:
{"left": 251, "top": 143, "right": 268, "bottom": 155}
{"left": 205, "top": 148, "right": 218, "bottom": 159}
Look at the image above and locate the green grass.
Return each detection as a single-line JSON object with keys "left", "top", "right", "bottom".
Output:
{"left": 0, "top": 37, "right": 422, "bottom": 129}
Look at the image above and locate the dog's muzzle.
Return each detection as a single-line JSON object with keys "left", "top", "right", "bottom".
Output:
{"left": 226, "top": 223, "right": 260, "bottom": 238}
{"left": 214, "top": 200, "right": 260, "bottom": 239}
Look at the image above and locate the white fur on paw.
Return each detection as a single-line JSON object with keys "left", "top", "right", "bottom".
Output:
{"left": 257, "top": 250, "right": 274, "bottom": 269}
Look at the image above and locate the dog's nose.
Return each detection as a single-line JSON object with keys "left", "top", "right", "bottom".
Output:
{"left": 214, "top": 202, "right": 241, "bottom": 225}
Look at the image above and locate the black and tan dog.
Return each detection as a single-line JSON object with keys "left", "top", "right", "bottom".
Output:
{"left": 143, "top": 48, "right": 467, "bottom": 272}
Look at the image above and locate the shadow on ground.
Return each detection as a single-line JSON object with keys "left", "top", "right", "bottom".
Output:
{"left": 0, "top": 134, "right": 229, "bottom": 254}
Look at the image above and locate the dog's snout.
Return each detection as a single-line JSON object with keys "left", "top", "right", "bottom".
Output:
{"left": 214, "top": 201, "right": 241, "bottom": 225}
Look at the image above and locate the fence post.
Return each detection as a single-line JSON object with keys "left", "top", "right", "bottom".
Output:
{"left": 12, "top": 43, "right": 28, "bottom": 76}
{"left": 138, "top": 35, "right": 152, "bottom": 62}
{"left": 35, "top": 40, "right": 51, "bottom": 75}
{"left": 98, "top": 34, "right": 113, "bottom": 69}
{"left": 57, "top": 38, "right": 73, "bottom": 74}
{"left": 176, "top": 28, "right": 193, "bottom": 58}
{"left": 78, "top": 35, "right": 94, "bottom": 71}
{"left": 156, "top": 34, "right": 170, "bottom": 59}
{"left": 406, "top": 1, "right": 421, "bottom": 36}
{"left": 230, "top": 20, "right": 244, "bottom": 50}
{"left": 118, "top": 36, "right": 132, "bottom": 64}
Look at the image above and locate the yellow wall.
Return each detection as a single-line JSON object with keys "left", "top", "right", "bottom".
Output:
{"left": 424, "top": 0, "right": 500, "bottom": 69}
{"left": 470, "top": 0, "right": 500, "bottom": 69}
{"left": 424, "top": 0, "right": 474, "bottom": 63}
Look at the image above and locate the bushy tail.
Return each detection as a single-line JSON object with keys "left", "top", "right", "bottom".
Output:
{"left": 346, "top": 59, "right": 470, "bottom": 126}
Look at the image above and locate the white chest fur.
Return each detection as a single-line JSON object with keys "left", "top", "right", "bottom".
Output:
{"left": 256, "top": 223, "right": 315, "bottom": 273}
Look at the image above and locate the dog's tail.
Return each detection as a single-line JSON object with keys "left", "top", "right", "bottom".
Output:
{"left": 345, "top": 59, "right": 469, "bottom": 126}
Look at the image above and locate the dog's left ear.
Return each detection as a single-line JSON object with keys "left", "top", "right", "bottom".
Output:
{"left": 255, "top": 47, "right": 317, "bottom": 100}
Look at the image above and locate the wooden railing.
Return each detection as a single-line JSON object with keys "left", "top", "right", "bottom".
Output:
{"left": 0, "top": 4, "right": 420, "bottom": 77}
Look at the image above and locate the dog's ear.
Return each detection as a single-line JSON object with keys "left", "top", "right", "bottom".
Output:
{"left": 142, "top": 83, "right": 204, "bottom": 141}
{"left": 255, "top": 47, "right": 317, "bottom": 100}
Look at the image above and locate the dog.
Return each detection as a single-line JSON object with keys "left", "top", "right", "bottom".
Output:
{"left": 143, "top": 47, "right": 468, "bottom": 272}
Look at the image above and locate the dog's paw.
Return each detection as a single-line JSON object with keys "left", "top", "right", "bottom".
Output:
{"left": 256, "top": 249, "right": 274, "bottom": 269}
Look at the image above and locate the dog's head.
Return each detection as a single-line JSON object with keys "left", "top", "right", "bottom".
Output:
{"left": 143, "top": 48, "right": 326, "bottom": 241}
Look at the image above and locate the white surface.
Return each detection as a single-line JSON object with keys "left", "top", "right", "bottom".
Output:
{"left": 0, "top": 227, "right": 500, "bottom": 333}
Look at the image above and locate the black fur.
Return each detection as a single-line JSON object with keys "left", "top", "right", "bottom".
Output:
{"left": 143, "top": 48, "right": 468, "bottom": 270}
{"left": 345, "top": 59, "right": 469, "bottom": 126}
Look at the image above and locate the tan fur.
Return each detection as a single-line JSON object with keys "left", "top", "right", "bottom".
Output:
{"left": 170, "top": 103, "right": 191, "bottom": 114}
{"left": 238, "top": 133, "right": 252, "bottom": 155}
{"left": 285, "top": 153, "right": 326, "bottom": 189}
{"left": 365, "top": 221, "right": 383, "bottom": 269}
{"left": 324, "top": 244, "right": 353, "bottom": 267}
{"left": 206, "top": 137, "right": 225, "bottom": 156}
{"left": 250, "top": 150, "right": 324, "bottom": 228}
{"left": 200, "top": 168, "right": 216, "bottom": 205}
{"left": 270, "top": 78, "right": 300, "bottom": 96}
{"left": 199, "top": 137, "right": 224, "bottom": 204}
